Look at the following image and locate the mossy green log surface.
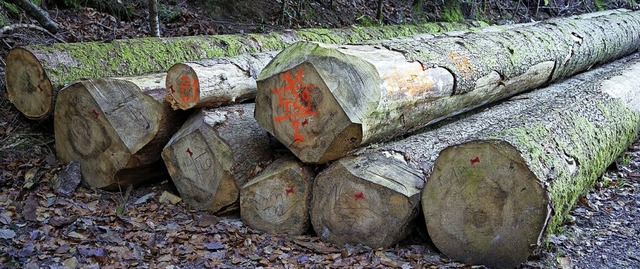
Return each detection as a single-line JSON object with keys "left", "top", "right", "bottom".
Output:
{"left": 4, "top": 20, "right": 484, "bottom": 120}
{"left": 423, "top": 56, "right": 640, "bottom": 268}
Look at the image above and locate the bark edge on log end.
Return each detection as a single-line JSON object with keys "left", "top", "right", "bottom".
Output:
{"left": 5, "top": 47, "right": 54, "bottom": 120}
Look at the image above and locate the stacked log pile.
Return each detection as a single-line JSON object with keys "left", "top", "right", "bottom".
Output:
{"left": 6, "top": 9, "right": 640, "bottom": 269}
{"left": 5, "top": 21, "right": 484, "bottom": 120}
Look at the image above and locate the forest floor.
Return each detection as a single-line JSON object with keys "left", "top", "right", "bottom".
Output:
{"left": 0, "top": 0, "right": 639, "bottom": 268}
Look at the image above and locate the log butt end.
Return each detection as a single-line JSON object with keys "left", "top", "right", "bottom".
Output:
{"left": 240, "top": 158, "right": 314, "bottom": 235}
{"left": 255, "top": 62, "right": 362, "bottom": 164}
{"left": 423, "top": 140, "right": 549, "bottom": 269}
{"left": 310, "top": 157, "right": 420, "bottom": 248}
{"left": 6, "top": 47, "right": 54, "bottom": 120}
{"left": 161, "top": 126, "right": 238, "bottom": 214}
{"left": 166, "top": 63, "right": 199, "bottom": 110}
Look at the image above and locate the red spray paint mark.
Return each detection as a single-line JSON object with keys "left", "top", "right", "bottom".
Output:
{"left": 186, "top": 148, "right": 193, "bottom": 157}
{"left": 169, "top": 84, "right": 175, "bottom": 94}
{"left": 285, "top": 187, "right": 295, "bottom": 195}
{"left": 354, "top": 192, "right": 365, "bottom": 200}
{"left": 37, "top": 84, "right": 44, "bottom": 92}
{"left": 91, "top": 109, "right": 100, "bottom": 118}
{"left": 272, "top": 69, "right": 317, "bottom": 142}
{"left": 470, "top": 157, "right": 480, "bottom": 165}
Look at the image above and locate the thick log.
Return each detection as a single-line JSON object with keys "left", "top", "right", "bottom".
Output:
{"left": 254, "top": 10, "right": 640, "bottom": 163}
{"left": 161, "top": 104, "right": 278, "bottom": 214}
{"left": 309, "top": 54, "right": 640, "bottom": 251}
{"left": 5, "top": 21, "right": 484, "bottom": 120}
{"left": 240, "top": 157, "right": 315, "bottom": 235}
{"left": 423, "top": 61, "right": 640, "bottom": 268}
{"left": 54, "top": 74, "right": 186, "bottom": 189}
{"left": 165, "top": 51, "right": 279, "bottom": 110}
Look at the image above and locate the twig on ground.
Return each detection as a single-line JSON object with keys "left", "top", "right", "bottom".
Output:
{"left": 0, "top": 23, "right": 66, "bottom": 43}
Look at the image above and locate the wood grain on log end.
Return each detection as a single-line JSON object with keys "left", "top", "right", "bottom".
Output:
{"left": 162, "top": 104, "right": 275, "bottom": 214}
{"left": 256, "top": 59, "right": 364, "bottom": 164}
{"left": 5, "top": 47, "right": 54, "bottom": 120}
{"left": 54, "top": 78, "right": 166, "bottom": 189}
{"left": 166, "top": 63, "right": 200, "bottom": 110}
{"left": 240, "top": 157, "right": 314, "bottom": 235}
{"left": 310, "top": 153, "right": 423, "bottom": 248}
{"left": 423, "top": 140, "right": 549, "bottom": 269}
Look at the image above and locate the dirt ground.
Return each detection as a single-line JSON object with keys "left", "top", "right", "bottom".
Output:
{"left": 1, "top": 0, "right": 639, "bottom": 268}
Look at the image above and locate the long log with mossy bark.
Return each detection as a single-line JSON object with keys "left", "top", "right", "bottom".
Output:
{"left": 254, "top": 9, "right": 640, "bottom": 164}
{"left": 4, "top": 21, "right": 486, "bottom": 120}
{"left": 422, "top": 60, "right": 640, "bottom": 269}
{"left": 54, "top": 75, "right": 187, "bottom": 190}
{"left": 309, "top": 54, "right": 640, "bottom": 253}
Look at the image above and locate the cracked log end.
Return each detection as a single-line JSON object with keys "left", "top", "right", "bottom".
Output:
{"left": 255, "top": 61, "right": 362, "bottom": 164}
{"left": 5, "top": 47, "right": 54, "bottom": 120}
{"left": 240, "top": 157, "right": 314, "bottom": 235}
{"left": 310, "top": 155, "right": 422, "bottom": 248}
{"left": 166, "top": 63, "right": 199, "bottom": 110}
{"left": 423, "top": 140, "right": 548, "bottom": 269}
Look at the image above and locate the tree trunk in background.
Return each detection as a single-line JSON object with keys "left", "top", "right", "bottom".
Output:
{"left": 148, "top": 0, "right": 161, "bottom": 37}
{"left": 310, "top": 54, "right": 640, "bottom": 262}
{"left": 422, "top": 59, "right": 640, "bottom": 269}
{"left": 54, "top": 75, "right": 187, "bottom": 189}
{"left": 254, "top": 10, "right": 640, "bottom": 164}
{"left": 165, "top": 51, "right": 279, "bottom": 110}
{"left": 4, "top": 20, "right": 483, "bottom": 120}
{"left": 240, "top": 157, "right": 315, "bottom": 235}
{"left": 161, "top": 104, "right": 280, "bottom": 214}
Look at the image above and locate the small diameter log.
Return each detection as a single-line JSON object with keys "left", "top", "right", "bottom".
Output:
{"left": 161, "top": 104, "right": 277, "bottom": 214}
{"left": 166, "top": 51, "right": 280, "bottom": 110}
{"left": 254, "top": 10, "right": 640, "bottom": 163}
{"left": 54, "top": 74, "right": 186, "bottom": 189}
{"left": 422, "top": 60, "right": 640, "bottom": 268}
{"left": 310, "top": 54, "right": 640, "bottom": 251}
{"left": 5, "top": 21, "right": 483, "bottom": 120}
{"left": 240, "top": 157, "right": 315, "bottom": 235}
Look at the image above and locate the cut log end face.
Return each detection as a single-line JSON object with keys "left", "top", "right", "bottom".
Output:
{"left": 311, "top": 163, "right": 415, "bottom": 248}
{"left": 423, "top": 140, "right": 549, "bottom": 269}
{"left": 5, "top": 47, "right": 54, "bottom": 120}
{"left": 166, "top": 63, "right": 200, "bottom": 110}
{"left": 240, "top": 159, "right": 312, "bottom": 235}
{"left": 162, "top": 130, "right": 237, "bottom": 213}
{"left": 256, "top": 62, "right": 362, "bottom": 164}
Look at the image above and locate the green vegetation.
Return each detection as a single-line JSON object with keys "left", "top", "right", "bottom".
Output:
{"left": 442, "top": 0, "right": 464, "bottom": 22}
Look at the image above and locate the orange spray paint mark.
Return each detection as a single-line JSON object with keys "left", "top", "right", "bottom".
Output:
{"left": 178, "top": 74, "right": 199, "bottom": 104}
{"left": 272, "top": 69, "right": 317, "bottom": 142}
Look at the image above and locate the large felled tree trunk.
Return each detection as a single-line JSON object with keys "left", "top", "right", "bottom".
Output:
{"left": 161, "top": 104, "right": 280, "bottom": 214}
{"left": 254, "top": 10, "right": 640, "bottom": 163}
{"left": 309, "top": 54, "right": 640, "bottom": 253}
{"left": 422, "top": 60, "right": 640, "bottom": 268}
{"left": 165, "top": 51, "right": 279, "bottom": 110}
{"left": 54, "top": 74, "right": 187, "bottom": 189}
{"left": 4, "top": 21, "right": 483, "bottom": 120}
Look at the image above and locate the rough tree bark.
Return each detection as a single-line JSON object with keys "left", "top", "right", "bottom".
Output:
{"left": 254, "top": 10, "right": 640, "bottom": 163}
{"left": 309, "top": 54, "right": 640, "bottom": 252}
{"left": 240, "top": 157, "right": 315, "bottom": 235}
{"left": 161, "top": 104, "right": 280, "bottom": 214}
{"left": 148, "top": 0, "right": 161, "bottom": 37}
{"left": 4, "top": 21, "right": 483, "bottom": 120}
{"left": 54, "top": 74, "right": 186, "bottom": 189}
{"left": 165, "top": 51, "right": 279, "bottom": 110}
{"left": 422, "top": 60, "right": 640, "bottom": 268}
